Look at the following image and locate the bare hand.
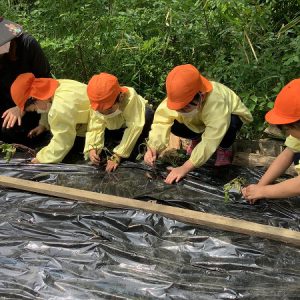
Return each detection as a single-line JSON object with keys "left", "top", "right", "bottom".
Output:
{"left": 242, "top": 184, "right": 265, "bottom": 204}
{"left": 106, "top": 159, "right": 119, "bottom": 172}
{"left": 164, "top": 166, "right": 187, "bottom": 184}
{"left": 31, "top": 158, "right": 40, "bottom": 164}
{"left": 89, "top": 149, "right": 101, "bottom": 165}
{"left": 164, "top": 160, "right": 195, "bottom": 184}
{"left": 28, "top": 125, "right": 46, "bottom": 138}
{"left": 2, "top": 106, "right": 24, "bottom": 128}
{"left": 144, "top": 147, "right": 157, "bottom": 166}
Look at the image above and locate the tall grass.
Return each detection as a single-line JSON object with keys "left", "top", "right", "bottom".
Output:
{"left": 1, "top": 0, "right": 299, "bottom": 138}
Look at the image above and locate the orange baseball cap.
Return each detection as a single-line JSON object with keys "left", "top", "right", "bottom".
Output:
{"left": 265, "top": 79, "right": 300, "bottom": 125}
{"left": 87, "top": 73, "right": 128, "bottom": 111}
{"left": 166, "top": 64, "right": 213, "bottom": 110}
{"left": 11, "top": 73, "right": 59, "bottom": 111}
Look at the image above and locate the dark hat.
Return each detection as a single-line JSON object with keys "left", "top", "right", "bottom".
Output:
{"left": 0, "top": 17, "right": 23, "bottom": 46}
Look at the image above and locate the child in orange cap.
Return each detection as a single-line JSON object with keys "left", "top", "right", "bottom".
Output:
{"left": 84, "top": 72, "right": 154, "bottom": 172}
{"left": 144, "top": 64, "right": 253, "bottom": 184}
{"left": 10, "top": 72, "right": 90, "bottom": 163}
{"left": 243, "top": 79, "right": 300, "bottom": 203}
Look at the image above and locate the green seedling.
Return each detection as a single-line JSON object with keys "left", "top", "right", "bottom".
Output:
{"left": 0, "top": 143, "right": 16, "bottom": 162}
{"left": 223, "top": 177, "right": 247, "bottom": 203}
{"left": 159, "top": 149, "right": 188, "bottom": 167}
{"left": 0, "top": 142, "right": 36, "bottom": 162}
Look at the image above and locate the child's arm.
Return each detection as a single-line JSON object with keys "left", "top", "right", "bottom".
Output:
{"left": 258, "top": 147, "right": 294, "bottom": 185}
{"left": 147, "top": 101, "right": 175, "bottom": 154}
{"left": 243, "top": 176, "right": 300, "bottom": 203}
{"left": 84, "top": 111, "right": 106, "bottom": 161}
{"left": 242, "top": 148, "right": 296, "bottom": 203}
{"left": 36, "top": 112, "right": 77, "bottom": 163}
{"left": 114, "top": 92, "right": 149, "bottom": 158}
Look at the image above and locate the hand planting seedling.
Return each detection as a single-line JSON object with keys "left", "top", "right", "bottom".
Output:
{"left": 144, "top": 149, "right": 188, "bottom": 181}
{"left": 223, "top": 177, "right": 247, "bottom": 203}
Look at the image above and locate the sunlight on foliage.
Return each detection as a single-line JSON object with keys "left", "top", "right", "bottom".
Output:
{"left": 2, "top": 0, "right": 299, "bottom": 138}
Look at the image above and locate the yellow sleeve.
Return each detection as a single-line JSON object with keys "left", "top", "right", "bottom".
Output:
{"left": 36, "top": 108, "right": 77, "bottom": 163}
{"left": 84, "top": 110, "right": 106, "bottom": 159}
{"left": 213, "top": 81, "right": 253, "bottom": 124}
{"left": 285, "top": 135, "right": 300, "bottom": 152}
{"left": 113, "top": 92, "right": 146, "bottom": 158}
{"left": 38, "top": 112, "right": 50, "bottom": 130}
{"left": 147, "top": 100, "right": 175, "bottom": 152}
{"left": 189, "top": 97, "right": 231, "bottom": 167}
{"left": 285, "top": 135, "right": 300, "bottom": 175}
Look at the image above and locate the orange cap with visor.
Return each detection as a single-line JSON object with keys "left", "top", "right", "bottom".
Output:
{"left": 10, "top": 73, "right": 59, "bottom": 111}
{"left": 265, "top": 79, "right": 300, "bottom": 125}
{"left": 87, "top": 73, "right": 128, "bottom": 111}
{"left": 166, "top": 64, "right": 213, "bottom": 110}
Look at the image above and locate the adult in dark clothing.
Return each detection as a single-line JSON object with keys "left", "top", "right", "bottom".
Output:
{"left": 0, "top": 17, "right": 51, "bottom": 145}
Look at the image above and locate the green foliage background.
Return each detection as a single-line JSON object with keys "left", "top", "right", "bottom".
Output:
{"left": 1, "top": 0, "right": 300, "bottom": 138}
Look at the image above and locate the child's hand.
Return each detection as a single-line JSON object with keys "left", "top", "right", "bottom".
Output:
{"left": 89, "top": 149, "right": 100, "bottom": 165}
{"left": 106, "top": 159, "right": 119, "bottom": 172}
{"left": 164, "top": 160, "right": 195, "bottom": 184}
{"left": 31, "top": 157, "right": 40, "bottom": 164}
{"left": 242, "top": 184, "right": 265, "bottom": 204}
{"left": 106, "top": 154, "right": 121, "bottom": 172}
{"left": 28, "top": 125, "right": 46, "bottom": 138}
{"left": 2, "top": 106, "right": 24, "bottom": 128}
{"left": 144, "top": 147, "right": 157, "bottom": 166}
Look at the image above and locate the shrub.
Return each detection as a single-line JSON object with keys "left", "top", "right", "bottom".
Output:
{"left": 1, "top": 0, "right": 299, "bottom": 138}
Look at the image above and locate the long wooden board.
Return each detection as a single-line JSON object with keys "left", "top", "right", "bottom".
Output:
{"left": 0, "top": 175, "right": 299, "bottom": 246}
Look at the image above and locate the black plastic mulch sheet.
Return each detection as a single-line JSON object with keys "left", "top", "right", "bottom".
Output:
{"left": 0, "top": 157, "right": 299, "bottom": 299}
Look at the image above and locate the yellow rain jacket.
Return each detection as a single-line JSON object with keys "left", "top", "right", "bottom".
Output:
{"left": 285, "top": 135, "right": 300, "bottom": 174}
{"left": 84, "top": 87, "right": 148, "bottom": 159}
{"left": 37, "top": 79, "right": 90, "bottom": 163}
{"left": 148, "top": 81, "right": 253, "bottom": 167}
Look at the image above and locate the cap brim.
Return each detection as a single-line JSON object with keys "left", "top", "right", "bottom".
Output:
{"left": 91, "top": 86, "right": 128, "bottom": 111}
{"left": 265, "top": 109, "right": 300, "bottom": 125}
{"left": 120, "top": 86, "right": 128, "bottom": 93}
{"left": 30, "top": 79, "right": 59, "bottom": 101}
{"left": 91, "top": 101, "right": 112, "bottom": 111}
{"left": 199, "top": 74, "right": 213, "bottom": 93}
{"left": 167, "top": 98, "right": 189, "bottom": 110}
{"left": 19, "top": 102, "right": 26, "bottom": 112}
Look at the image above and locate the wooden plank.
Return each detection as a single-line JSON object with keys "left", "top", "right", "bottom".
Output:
{"left": 0, "top": 175, "right": 299, "bottom": 246}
